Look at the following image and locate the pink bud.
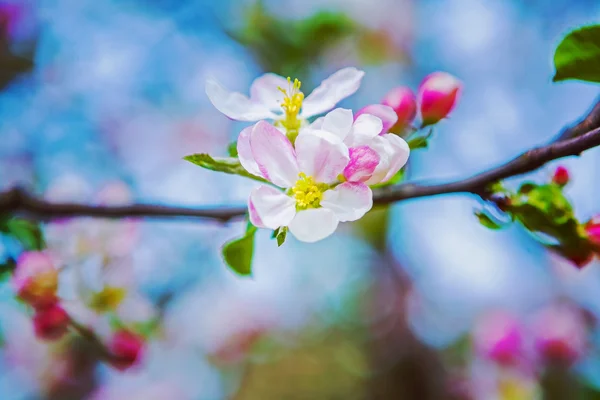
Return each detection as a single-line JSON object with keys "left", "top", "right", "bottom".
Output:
{"left": 354, "top": 104, "right": 398, "bottom": 135}
{"left": 585, "top": 217, "right": 600, "bottom": 246}
{"left": 381, "top": 86, "right": 417, "bottom": 130}
{"left": 108, "top": 330, "right": 144, "bottom": 371}
{"left": 418, "top": 72, "right": 461, "bottom": 126}
{"left": 532, "top": 305, "right": 586, "bottom": 366}
{"left": 473, "top": 311, "right": 523, "bottom": 366}
{"left": 12, "top": 251, "right": 58, "bottom": 308}
{"left": 33, "top": 304, "right": 70, "bottom": 341}
{"left": 552, "top": 166, "right": 569, "bottom": 186}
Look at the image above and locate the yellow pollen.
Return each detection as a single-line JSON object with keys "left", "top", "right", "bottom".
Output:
{"left": 277, "top": 77, "right": 304, "bottom": 135}
{"left": 89, "top": 286, "right": 127, "bottom": 313}
{"left": 291, "top": 173, "right": 326, "bottom": 209}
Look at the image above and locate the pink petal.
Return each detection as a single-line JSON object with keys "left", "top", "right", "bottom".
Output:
{"left": 206, "top": 79, "right": 276, "bottom": 121}
{"left": 345, "top": 113, "right": 383, "bottom": 147}
{"left": 288, "top": 208, "right": 339, "bottom": 243}
{"left": 301, "top": 67, "right": 365, "bottom": 118}
{"left": 295, "top": 130, "right": 349, "bottom": 184}
{"left": 249, "top": 73, "right": 288, "bottom": 111}
{"left": 354, "top": 104, "right": 398, "bottom": 134}
{"left": 249, "top": 186, "right": 296, "bottom": 230}
{"left": 321, "top": 108, "right": 353, "bottom": 141}
{"left": 237, "top": 125, "right": 262, "bottom": 177}
{"left": 343, "top": 146, "right": 380, "bottom": 183}
{"left": 365, "top": 134, "right": 410, "bottom": 185}
{"left": 250, "top": 121, "right": 299, "bottom": 187}
{"left": 321, "top": 182, "right": 373, "bottom": 222}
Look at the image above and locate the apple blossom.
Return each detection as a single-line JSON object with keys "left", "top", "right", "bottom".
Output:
{"left": 354, "top": 104, "right": 398, "bottom": 135}
{"left": 108, "top": 329, "right": 145, "bottom": 371}
{"left": 33, "top": 304, "right": 70, "bottom": 341}
{"left": 473, "top": 311, "right": 523, "bottom": 367}
{"left": 418, "top": 71, "right": 461, "bottom": 126}
{"left": 206, "top": 67, "right": 364, "bottom": 133}
{"left": 12, "top": 251, "right": 59, "bottom": 308}
{"left": 381, "top": 86, "right": 417, "bottom": 130}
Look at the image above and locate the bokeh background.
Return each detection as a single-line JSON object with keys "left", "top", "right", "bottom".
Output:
{"left": 1, "top": 0, "right": 600, "bottom": 399}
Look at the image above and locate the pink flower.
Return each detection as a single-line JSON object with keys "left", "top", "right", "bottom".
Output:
{"left": 552, "top": 166, "right": 569, "bottom": 186}
{"left": 418, "top": 72, "right": 461, "bottom": 126}
{"left": 12, "top": 251, "right": 58, "bottom": 308}
{"left": 381, "top": 86, "right": 417, "bottom": 130}
{"left": 33, "top": 304, "right": 70, "bottom": 341}
{"left": 531, "top": 305, "right": 586, "bottom": 366}
{"left": 239, "top": 120, "right": 374, "bottom": 242}
{"left": 206, "top": 67, "right": 364, "bottom": 129}
{"left": 473, "top": 311, "right": 523, "bottom": 366}
{"left": 108, "top": 330, "right": 145, "bottom": 371}
{"left": 310, "top": 108, "right": 410, "bottom": 185}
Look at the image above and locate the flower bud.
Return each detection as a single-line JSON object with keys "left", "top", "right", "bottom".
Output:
{"left": 108, "top": 330, "right": 144, "bottom": 371}
{"left": 552, "top": 166, "right": 569, "bottom": 186}
{"left": 381, "top": 86, "right": 417, "bottom": 130}
{"left": 532, "top": 305, "right": 586, "bottom": 366}
{"left": 473, "top": 311, "right": 523, "bottom": 366}
{"left": 418, "top": 72, "right": 461, "bottom": 126}
{"left": 354, "top": 104, "right": 397, "bottom": 135}
{"left": 584, "top": 217, "right": 600, "bottom": 246}
{"left": 33, "top": 304, "right": 70, "bottom": 341}
{"left": 12, "top": 251, "right": 58, "bottom": 308}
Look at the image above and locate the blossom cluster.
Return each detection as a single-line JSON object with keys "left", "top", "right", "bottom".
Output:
{"left": 206, "top": 68, "right": 460, "bottom": 242}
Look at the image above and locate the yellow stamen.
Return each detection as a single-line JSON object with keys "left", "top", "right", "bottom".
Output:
{"left": 291, "top": 173, "right": 327, "bottom": 210}
{"left": 277, "top": 77, "right": 304, "bottom": 137}
{"left": 89, "top": 286, "right": 127, "bottom": 313}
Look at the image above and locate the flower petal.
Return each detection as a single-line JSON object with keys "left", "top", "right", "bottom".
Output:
{"left": 237, "top": 125, "right": 261, "bottom": 177}
{"left": 288, "top": 208, "right": 339, "bottom": 243}
{"left": 250, "top": 121, "right": 299, "bottom": 187}
{"left": 249, "top": 73, "right": 288, "bottom": 111}
{"left": 365, "top": 134, "right": 410, "bottom": 185}
{"left": 354, "top": 104, "right": 397, "bottom": 134}
{"left": 321, "top": 182, "right": 373, "bottom": 222}
{"left": 301, "top": 67, "right": 365, "bottom": 118}
{"left": 321, "top": 108, "right": 353, "bottom": 141}
{"left": 206, "top": 79, "right": 276, "bottom": 121}
{"left": 249, "top": 186, "right": 296, "bottom": 230}
{"left": 295, "top": 130, "right": 349, "bottom": 184}
{"left": 345, "top": 114, "right": 383, "bottom": 147}
{"left": 343, "top": 146, "right": 380, "bottom": 183}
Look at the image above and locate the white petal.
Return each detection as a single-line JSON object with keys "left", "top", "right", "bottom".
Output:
{"left": 321, "top": 108, "right": 353, "bottom": 141}
{"left": 355, "top": 104, "right": 397, "bottom": 134}
{"left": 248, "top": 196, "right": 266, "bottom": 228}
{"left": 288, "top": 208, "right": 339, "bottom": 243}
{"left": 250, "top": 121, "right": 299, "bottom": 187}
{"left": 237, "top": 125, "right": 261, "bottom": 177}
{"left": 321, "top": 182, "right": 373, "bottom": 222}
{"left": 206, "top": 79, "right": 276, "bottom": 121}
{"left": 249, "top": 186, "right": 296, "bottom": 230}
{"left": 345, "top": 114, "right": 383, "bottom": 147}
{"left": 249, "top": 73, "right": 288, "bottom": 111}
{"left": 309, "top": 116, "right": 325, "bottom": 130}
{"left": 295, "top": 130, "right": 349, "bottom": 184}
{"left": 365, "top": 134, "right": 410, "bottom": 185}
{"left": 301, "top": 67, "right": 365, "bottom": 118}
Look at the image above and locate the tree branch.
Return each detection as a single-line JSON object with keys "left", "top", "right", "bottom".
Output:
{"left": 2, "top": 99, "right": 600, "bottom": 222}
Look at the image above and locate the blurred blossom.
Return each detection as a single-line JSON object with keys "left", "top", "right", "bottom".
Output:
{"left": 33, "top": 303, "right": 70, "bottom": 341}
{"left": 12, "top": 251, "right": 59, "bottom": 308}
{"left": 108, "top": 330, "right": 145, "bottom": 371}
{"left": 473, "top": 311, "right": 525, "bottom": 367}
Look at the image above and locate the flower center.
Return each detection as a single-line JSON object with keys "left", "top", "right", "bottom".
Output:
{"left": 277, "top": 77, "right": 304, "bottom": 138}
{"left": 291, "top": 173, "right": 327, "bottom": 210}
{"left": 89, "top": 286, "right": 127, "bottom": 313}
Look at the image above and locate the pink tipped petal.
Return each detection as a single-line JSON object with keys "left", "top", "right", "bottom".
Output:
{"left": 288, "top": 208, "right": 339, "bottom": 243}
{"left": 380, "top": 134, "right": 410, "bottom": 183}
{"left": 249, "top": 73, "right": 288, "bottom": 111}
{"left": 343, "top": 146, "right": 380, "bottom": 183}
{"left": 237, "top": 125, "right": 262, "bottom": 177}
{"left": 354, "top": 104, "right": 397, "bottom": 134}
{"left": 301, "top": 67, "right": 365, "bottom": 118}
{"left": 295, "top": 130, "right": 349, "bottom": 184}
{"left": 250, "top": 121, "right": 299, "bottom": 187}
{"left": 345, "top": 114, "right": 383, "bottom": 147}
{"left": 321, "top": 182, "right": 373, "bottom": 222}
{"left": 249, "top": 186, "right": 296, "bottom": 230}
{"left": 321, "top": 108, "right": 353, "bottom": 141}
{"left": 206, "top": 79, "right": 276, "bottom": 121}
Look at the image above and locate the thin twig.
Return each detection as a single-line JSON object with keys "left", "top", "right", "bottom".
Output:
{"left": 1, "top": 99, "right": 600, "bottom": 222}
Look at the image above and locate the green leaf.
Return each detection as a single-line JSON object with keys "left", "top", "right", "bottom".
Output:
{"left": 0, "top": 258, "right": 16, "bottom": 283}
{"left": 407, "top": 136, "right": 428, "bottom": 150}
{"left": 517, "top": 182, "right": 537, "bottom": 194}
{"left": 553, "top": 25, "right": 600, "bottom": 83}
{"left": 1, "top": 218, "right": 45, "bottom": 251}
{"left": 222, "top": 225, "right": 258, "bottom": 276}
{"left": 275, "top": 226, "right": 287, "bottom": 247}
{"left": 475, "top": 212, "right": 503, "bottom": 230}
{"left": 227, "top": 141, "right": 238, "bottom": 157}
{"left": 184, "top": 153, "right": 268, "bottom": 183}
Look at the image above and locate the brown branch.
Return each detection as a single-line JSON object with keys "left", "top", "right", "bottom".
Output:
{"left": 1, "top": 99, "right": 600, "bottom": 221}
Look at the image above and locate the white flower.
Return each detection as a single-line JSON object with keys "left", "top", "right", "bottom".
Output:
{"left": 238, "top": 120, "right": 374, "bottom": 243}
{"left": 308, "top": 108, "right": 410, "bottom": 185}
{"left": 206, "top": 67, "right": 364, "bottom": 132}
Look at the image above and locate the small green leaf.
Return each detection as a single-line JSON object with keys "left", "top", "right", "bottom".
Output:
{"left": 407, "top": 136, "right": 428, "bottom": 150}
{"left": 227, "top": 141, "right": 238, "bottom": 157}
{"left": 553, "top": 24, "right": 600, "bottom": 83}
{"left": 1, "top": 218, "right": 45, "bottom": 251}
{"left": 276, "top": 226, "right": 287, "bottom": 247}
{"left": 184, "top": 154, "right": 268, "bottom": 183}
{"left": 475, "top": 212, "right": 503, "bottom": 230}
{"left": 517, "top": 182, "right": 537, "bottom": 194}
{"left": 222, "top": 225, "right": 258, "bottom": 276}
